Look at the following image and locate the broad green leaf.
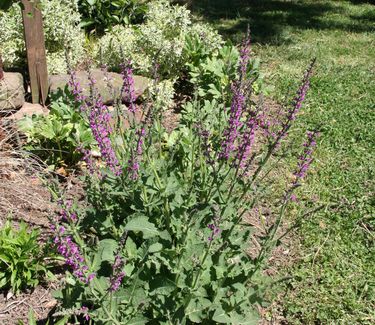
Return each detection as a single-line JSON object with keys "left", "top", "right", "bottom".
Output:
{"left": 212, "top": 307, "right": 231, "bottom": 323}
{"left": 99, "top": 238, "right": 118, "bottom": 263}
{"left": 124, "top": 216, "right": 159, "bottom": 239}
{"left": 148, "top": 243, "right": 163, "bottom": 253}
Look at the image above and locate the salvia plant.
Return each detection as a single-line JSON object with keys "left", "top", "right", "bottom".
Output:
{"left": 50, "top": 35, "right": 318, "bottom": 324}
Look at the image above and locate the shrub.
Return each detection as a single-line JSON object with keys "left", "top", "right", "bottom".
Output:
{"left": 0, "top": 0, "right": 86, "bottom": 74}
{"left": 78, "top": 0, "right": 149, "bottom": 35}
{"left": 0, "top": 221, "right": 50, "bottom": 294}
{"left": 48, "top": 39, "right": 319, "bottom": 324}
{"left": 94, "top": 0, "right": 223, "bottom": 78}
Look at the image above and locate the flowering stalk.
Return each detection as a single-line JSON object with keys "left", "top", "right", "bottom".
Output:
{"left": 121, "top": 62, "right": 137, "bottom": 114}
{"left": 53, "top": 225, "right": 95, "bottom": 283}
{"left": 220, "top": 82, "right": 246, "bottom": 160}
{"left": 109, "top": 231, "right": 128, "bottom": 292}
{"left": 239, "top": 28, "right": 251, "bottom": 83}
{"left": 69, "top": 70, "right": 87, "bottom": 111}
{"left": 275, "top": 58, "right": 316, "bottom": 147}
{"left": 293, "top": 130, "right": 319, "bottom": 183}
{"left": 87, "top": 73, "right": 122, "bottom": 176}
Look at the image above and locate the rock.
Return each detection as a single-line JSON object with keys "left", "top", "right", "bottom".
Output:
{"left": 49, "top": 69, "right": 149, "bottom": 105}
{"left": 0, "top": 72, "right": 25, "bottom": 111}
{"left": 9, "top": 102, "right": 48, "bottom": 121}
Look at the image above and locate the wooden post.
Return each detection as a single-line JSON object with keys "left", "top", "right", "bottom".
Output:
{"left": 21, "top": 0, "right": 48, "bottom": 105}
{"left": 0, "top": 53, "right": 3, "bottom": 80}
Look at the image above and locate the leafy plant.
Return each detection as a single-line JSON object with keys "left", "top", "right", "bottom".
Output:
{"left": 0, "top": 0, "right": 85, "bottom": 74}
{"left": 187, "top": 44, "right": 263, "bottom": 101}
{"left": 48, "top": 38, "right": 319, "bottom": 323}
{"left": 18, "top": 99, "right": 94, "bottom": 168}
{"left": 94, "top": 0, "right": 223, "bottom": 79}
{"left": 78, "top": 0, "right": 149, "bottom": 35}
{"left": 0, "top": 221, "right": 50, "bottom": 294}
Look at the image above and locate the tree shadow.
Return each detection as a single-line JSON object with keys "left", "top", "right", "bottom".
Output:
{"left": 178, "top": 0, "right": 375, "bottom": 44}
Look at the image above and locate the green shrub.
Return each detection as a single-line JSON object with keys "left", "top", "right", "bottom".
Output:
{"left": 0, "top": 221, "right": 50, "bottom": 294}
{"left": 0, "top": 0, "right": 86, "bottom": 74}
{"left": 18, "top": 98, "right": 94, "bottom": 168}
{"left": 78, "top": 0, "right": 149, "bottom": 35}
{"left": 94, "top": 0, "right": 223, "bottom": 78}
{"left": 48, "top": 46, "right": 318, "bottom": 323}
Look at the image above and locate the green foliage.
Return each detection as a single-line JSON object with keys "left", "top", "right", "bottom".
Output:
{"left": 18, "top": 99, "right": 94, "bottom": 168}
{"left": 49, "top": 54, "right": 316, "bottom": 323}
{"left": 0, "top": 0, "right": 85, "bottom": 74}
{"left": 0, "top": 221, "right": 49, "bottom": 294}
{"left": 78, "top": 0, "right": 149, "bottom": 35}
{"left": 186, "top": 44, "right": 264, "bottom": 101}
{"left": 94, "top": 0, "right": 223, "bottom": 79}
{"left": 202, "top": 1, "right": 375, "bottom": 323}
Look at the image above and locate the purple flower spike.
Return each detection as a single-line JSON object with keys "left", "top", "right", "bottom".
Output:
{"left": 275, "top": 59, "right": 316, "bottom": 146}
{"left": 121, "top": 62, "right": 137, "bottom": 113}
{"left": 239, "top": 29, "right": 251, "bottom": 82}
{"left": 87, "top": 73, "right": 122, "bottom": 176}
{"left": 293, "top": 130, "right": 319, "bottom": 183}
{"left": 221, "top": 82, "right": 246, "bottom": 160}
{"left": 53, "top": 227, "right": 94, "bottom": 283}
{"left": 109, "top": 255, "right": 126, "bottom": 292}
{"left": 207, "top": 217, "right": 221, "bottom": 242}
{"left": 69, "top": 70, "right": 87, "bottom": 107}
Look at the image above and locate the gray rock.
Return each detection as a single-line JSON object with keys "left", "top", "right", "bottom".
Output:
{"left": 0, "top": 73, "right": 25, "bottom": 111}
{"left": 8, "top": 102, "right": 48, "bottom": 121}
{"left": 49, "top": 69, "right": 149, "bottom": 105}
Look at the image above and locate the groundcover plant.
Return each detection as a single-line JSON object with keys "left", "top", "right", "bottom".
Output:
{"left": 49, "top": 36, "right": 318, "bottom": 324}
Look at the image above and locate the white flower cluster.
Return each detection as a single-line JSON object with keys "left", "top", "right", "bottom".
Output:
{"left": 0, "top": 0, "right": 86, "bottom": 74}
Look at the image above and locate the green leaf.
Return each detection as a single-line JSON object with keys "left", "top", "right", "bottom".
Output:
{"left": 149, "top": 276, "right": 176, "bottom": 296}
{"left": 99, "top": 238, "right": 118, "bottom": 263}
{"left": 125, "top": 216, "right": 159, "bottom": 239}
{"left": 127, "top": 316, "right": 148, "bottom": 325}
{"left": 28, "top": 309, "right": 37, "bottom": 325}
{"left": 186, "top": 298, "right": 211, "bottom": 323}
{"left": 212, "top": 307, "right": 231, "bottom": 323}
{"left": 148, "top": 243, "right": 162, "bottom": 253}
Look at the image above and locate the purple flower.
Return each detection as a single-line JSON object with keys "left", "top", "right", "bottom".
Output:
{"left": 127, "top": 127, "right": 146, "bottom": 180}
{"left": 53, "top": 227, "right": 94, "bottom": 283}
{"left": 68, "top": 70, "right": 87, "bottom": 111}
{"left": 108, "top": 233, "right": 127, "bottom": 292}
{"left": 121, "top": 62, "right": 137, "bottom": 113}
{"left": 220, "top": 82, "right": 246, "bottom": 160}
{"left": 58, "top": 200, "right": 77, "bottom": 223}
{"left": 275, "top": 59, "right": 316, "bottom": 146}
{"left": 293, "top": 130, "right": 319, "bottom": 183}
{"left": 236, "top": 117, "right": 257, "bottom": 169}
{"left": 81, "top": 306, "right": 90, "bottom": 321}
{"left": 87, "top": 73, "right": 122, "bottom": 176}
{"left": 78, "top": 146, "right": 96, "bottom": 175}
{"left": 239, "top": 29, "right": 251, "bottom": 82}
{"left": 207, "top": 216, "right": 221, "bottom": 242}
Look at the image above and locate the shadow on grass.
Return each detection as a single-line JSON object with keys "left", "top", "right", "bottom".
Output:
{"left": 175, "top": 0, "right": 375, "bottom": 43}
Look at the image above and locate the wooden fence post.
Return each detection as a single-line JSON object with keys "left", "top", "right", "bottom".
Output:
{"left": 21, "top": 0, "right": 48, "bottom": 105}
{"left": 0, "top": 54, "right": 3, "bottom": 80}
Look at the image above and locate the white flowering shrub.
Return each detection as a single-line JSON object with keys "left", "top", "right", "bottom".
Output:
{"left": 95, "top": 0, "right": 223, "bottom": 78}
{"left": 150, "top": 78, "right": 176, "bottom": 108}
{"left": 93, "top": 25, "right": 151, "bottom": 73}
{"left": 0, "top": 0, "right": 86, "bottom": 74}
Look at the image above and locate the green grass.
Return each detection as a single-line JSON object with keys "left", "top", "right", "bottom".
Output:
{"left": 186, "top": 0, "right": 375, "bottom": 323}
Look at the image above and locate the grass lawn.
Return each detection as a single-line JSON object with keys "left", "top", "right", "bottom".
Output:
{"left": 186, "top": 0, "right": 375, "bottom": 323}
